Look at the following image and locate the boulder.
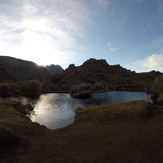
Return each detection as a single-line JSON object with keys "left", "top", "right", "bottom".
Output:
{"left": 72, "top": 90, "right": 91, "bottom": 98}
{"left": 91, "top": 82, "right": 105, "bottom": 92}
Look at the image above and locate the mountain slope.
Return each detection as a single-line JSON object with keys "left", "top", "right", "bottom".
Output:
{"left": 0, "top": 56, "right": 50, "bottom": 81}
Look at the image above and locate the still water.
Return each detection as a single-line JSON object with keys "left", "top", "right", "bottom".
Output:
{"left": 29, "top": 91, "right": 152, "bottom": 129}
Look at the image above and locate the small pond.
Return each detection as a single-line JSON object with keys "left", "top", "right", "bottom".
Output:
{"left": 27, "top": 91, "right": 152, "bottom": 129}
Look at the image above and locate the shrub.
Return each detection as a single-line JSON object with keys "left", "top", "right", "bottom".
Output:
{"left": 59, "top": 84, "right": 70, "bottom": 91}
{"left": 0, "top": 83, "right": 10, "bottom": 98}
{"left": 152, "top": 75, "right": 163, "bottom": 96}
{"left": 20, "top": 80, "right": 42, "bottom": 97}
{"left": 9, "top": 82, "right": 20, "bottom": 95}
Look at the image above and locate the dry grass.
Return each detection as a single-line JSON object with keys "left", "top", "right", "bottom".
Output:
{"left": 157, "top": 93, "right": 163, "bottom": 105}
{"left": 0, "top": 99, "right": 163, "bottom": 163}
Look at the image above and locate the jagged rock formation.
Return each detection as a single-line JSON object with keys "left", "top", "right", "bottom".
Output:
{"left": 51, "top": 58, "right": 162, "bottom": 96}
{"left": 45, "top": 64, "right": 64, "bottom": 75}
{"left": 152, "top": 74, "right": 163, "bottom": 105}
{"left": 70, "top": 83, "right": 91, "bottom": 98}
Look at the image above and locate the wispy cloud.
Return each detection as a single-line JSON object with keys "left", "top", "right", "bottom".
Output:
{"left": 107, "top": 42, "right": 119, "bottom": 52}
{"left": 109, "top": 47, "right": 120, "bottom": 52}
{"left": 107, "top": 42, "right": 112, "bottom": 47}
{"left": 142, "top": 25, "right": 152, "bottom": 33}
{"left": 150, "top": 36, "right": 163, "bottom": 47}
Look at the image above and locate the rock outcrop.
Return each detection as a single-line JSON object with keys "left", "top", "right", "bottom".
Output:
{"left": 45, "top": 64, "right": 64, "bottom": 75}
{"left": 51, "top": 58, "right": 162, "bottom": 93}
{"left": 152, "top": 74, "right": 163, "bottom": 105}
{"left": 70, "top": 83, "right": 91, "bottom": 98}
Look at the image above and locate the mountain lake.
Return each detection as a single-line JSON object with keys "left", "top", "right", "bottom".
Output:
{"left": 12, "top": 91, "right": 152, "bottom": 129}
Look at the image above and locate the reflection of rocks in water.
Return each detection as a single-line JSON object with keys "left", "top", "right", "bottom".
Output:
{"left": 82, "top": 97, "right": 107, "bottom": 107}
{"left": 24, "top": 104, "right": 33, "bottom": 115}
{"left": 89, "top": 99, "right": 106, "bottom": 106}
{"left": 29, "top": 110, "right": 36, "bottom": 117}
{"left": 11, "top": 96, "right": 38, "bottom": 115}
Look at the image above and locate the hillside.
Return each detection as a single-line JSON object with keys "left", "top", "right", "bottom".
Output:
{"left": 0, "top": 67, "right": 14, "bottom": 83}
{"left": 0, "top": 56, "right": 50, "bottom": 81}
{"left": 50, "top": 58, "right": 162, "bottom": 92}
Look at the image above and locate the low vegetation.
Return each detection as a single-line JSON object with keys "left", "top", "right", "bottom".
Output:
{"left": 0, "top": 80, "right": 43, "bottom": 98}
{"left": 1, "top": 98, "right": 163, "bottom": 162}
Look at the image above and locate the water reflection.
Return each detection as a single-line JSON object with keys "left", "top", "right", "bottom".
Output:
{"left": 29, "top": 91, "right": 152, "bottom": 129}
{"left": 30, "top": 94, "right": 75, "bottom": 129}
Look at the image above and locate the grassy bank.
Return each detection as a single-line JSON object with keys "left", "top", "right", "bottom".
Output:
{"left": 0, "top": 98, "right": 163, "bottom": 163}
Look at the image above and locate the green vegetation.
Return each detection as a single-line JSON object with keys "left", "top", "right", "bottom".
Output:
{"left": 1, "top": 99, "right": 163, "bottom": 162}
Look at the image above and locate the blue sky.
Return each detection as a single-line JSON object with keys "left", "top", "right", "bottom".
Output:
{"left": 0, "top": 0, "right": 163, "bottom": 72}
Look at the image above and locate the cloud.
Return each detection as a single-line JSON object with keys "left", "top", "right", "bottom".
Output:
{"left": 142, "top": 25, "right": 152, "bottom": 33}
{"left": 150, "top": 36, "right": 163, "bottom": 48}
{"left": 142, "top": 53, "right": 163, "bottom": 69}
{"left": 107, "top": 42, "right": 112, "bottom": 47}
{"left": 107, "top": 42, "right": 119, "bottom": 52}
{"left": 0, "top": 0, "right": 102, "bottom": 67}
{"left": 109, "top": 47, "right": 119, "bottom": 52}
{"left": 128, "top": 53, "right": 163, "bottom": 72}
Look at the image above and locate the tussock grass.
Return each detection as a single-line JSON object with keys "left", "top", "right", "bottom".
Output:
{"left": 157, "top": 93, "right": 163, "bottom": 105}
{"left": 1, "top": 99, "right": 163, "bottom": 163}
{"left": 75, "top": 100, "right": 148, "bottom": 123}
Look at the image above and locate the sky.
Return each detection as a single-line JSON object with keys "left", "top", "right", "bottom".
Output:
{"left": 0, "top": 0, "right": 163, "bottom": 72}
